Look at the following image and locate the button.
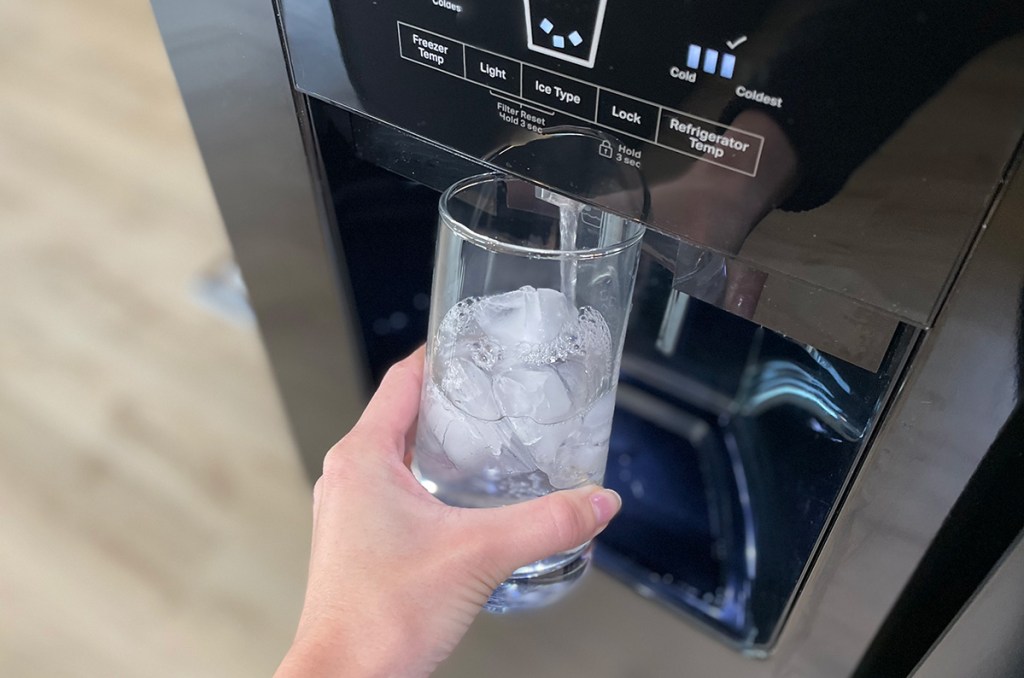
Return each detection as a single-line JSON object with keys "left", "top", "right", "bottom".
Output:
{"left": 657, "top": 110, "right": 763, "bottom": 176}
{"left": 524, "top": 1, "right": 606, "bottom": 68}
{"left": 398, "top": 24, "right": 464, "bottom": 76}
{"left": 522, "top": 65, "right": 597, "bottom": 119}
{"left": 596, "top": 91, "right": 659, "bottom": 141}
{"left": 465, "top": 47, "right": 521, "bottom": 95}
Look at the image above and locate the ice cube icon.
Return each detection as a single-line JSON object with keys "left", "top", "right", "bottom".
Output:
{"left": 523, "top": 0, "right": 608, "bottom": 69}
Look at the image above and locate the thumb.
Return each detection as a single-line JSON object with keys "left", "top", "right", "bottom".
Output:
{"left": 471, "top": 486, "right": 622, "bottom": 573}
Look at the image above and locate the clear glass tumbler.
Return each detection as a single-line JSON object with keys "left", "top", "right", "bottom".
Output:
{"left": 413, "top": 172, "right": 644, "bottom": 611}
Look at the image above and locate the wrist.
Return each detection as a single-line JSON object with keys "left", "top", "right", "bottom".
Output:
{"left": 277, "top": 607, "right": 439, "bottom": 678}
{"left": 276, "top": 629, "right": 402, "bottom": 678}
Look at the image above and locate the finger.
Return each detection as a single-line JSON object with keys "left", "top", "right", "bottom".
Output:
{"left": 310, "top": 476, "right": 323, "bottom": 558}
{"left": 402, "top": 434, "right": 416, "bottom": 470}
{"left": 470, "top": 486, "right": 622, "bottom": 572}
{"left": 312, "top": 476, "right": 323, "bottom": 528}
{"left": 353, "top": 345, "right": 426, "bottom": 457}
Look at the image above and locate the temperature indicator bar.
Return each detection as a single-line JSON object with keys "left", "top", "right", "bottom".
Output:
{"left": 687, "top": 43, "right": 736, "bottom": 80}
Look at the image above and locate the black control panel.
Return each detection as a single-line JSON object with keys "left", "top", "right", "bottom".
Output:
{"left": 332, "top": 0, "right": 778, "bottom": 188}
{"left": 395, "top": 21, "right": 764, "bottom": 177}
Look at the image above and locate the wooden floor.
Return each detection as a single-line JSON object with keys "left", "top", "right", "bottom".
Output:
{"left": 0, "top": 1, "right": 313, "bottom": 675}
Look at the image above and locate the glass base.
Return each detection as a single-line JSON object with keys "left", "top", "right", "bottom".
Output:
{"left": 484, "top": 542, "right": 594, "bottom": 614}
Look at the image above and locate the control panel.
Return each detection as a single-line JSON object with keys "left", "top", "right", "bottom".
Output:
{"left": 322, "top": 0, "right": 788, "bottom": 202}
{"left": 398, "top": 21, "right": 764, "bottom": 176}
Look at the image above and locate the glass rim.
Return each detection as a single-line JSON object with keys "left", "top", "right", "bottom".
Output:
{"left": 438, "top": 172, "right": 646, "bottom": 260}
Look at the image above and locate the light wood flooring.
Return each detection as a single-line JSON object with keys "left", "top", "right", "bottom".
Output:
{"left": 0, "top": 1, "right": 313, "bottom": 675}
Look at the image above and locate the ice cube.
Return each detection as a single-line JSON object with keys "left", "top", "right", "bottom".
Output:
{"left": 544, "top": 451, "right": 604, "bottom": 489}
{"left": 542, "top": 433, "right": 607, "bottom": 489}
{"left": 508, "top": 414, "right": 580, "bottom": 476}
{"left": 421, "top": 383, "right": 461, "bottom": 460}
{"left": 544, "top": 391, "right": 616, "bottom": 489}
{"left": 580, "top": 389, "right": 616, "bottom": 436}
{"left": 482, "top": 436, "right": 540, "bottom": 477}
{"left": 550, "top": 357, "right": 599, "bottom": 403}
{"left": 492, "top": 365, "right": 582, "bottom": 478}
{"left": 476, "top": 286, "right": 572, "bottom": 347}
{"left": 441, "top": 357, "right": 500, "bottom": 420}
{"left": 422, "top": 381, "right": 506, "bottom": 470}
{"left": 441, "top": 416, "right": 500, "bottom": 469}
{"left": 493, "top": 365, "right": 575, "bottom": 424}
{"left": 467, "top": 336, "right": 503, "bottom": 370}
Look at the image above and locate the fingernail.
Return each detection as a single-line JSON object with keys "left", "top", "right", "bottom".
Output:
{"left": 591, "top": 489, "right": 622, "bottom": 524}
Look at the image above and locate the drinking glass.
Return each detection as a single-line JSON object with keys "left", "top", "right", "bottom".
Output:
{"left": 412, "top": 172, "right": 644, "bottom": 611}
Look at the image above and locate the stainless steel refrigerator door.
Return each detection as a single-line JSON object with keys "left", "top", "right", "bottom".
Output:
{"left": 151, "top": 0, "right": 1024, "bottom": 675}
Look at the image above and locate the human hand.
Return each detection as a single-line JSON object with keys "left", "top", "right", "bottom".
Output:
{"left": 275, "top": 347, "right": 623, "bottom": 678}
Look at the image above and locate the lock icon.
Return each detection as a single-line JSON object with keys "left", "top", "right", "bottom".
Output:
{"left": 598, "top": 140, "right": 614, "bottom": 158}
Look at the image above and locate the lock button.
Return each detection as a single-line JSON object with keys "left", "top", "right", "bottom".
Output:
{"left": 596, "top": 90, "right": 660, "bottom": 141}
